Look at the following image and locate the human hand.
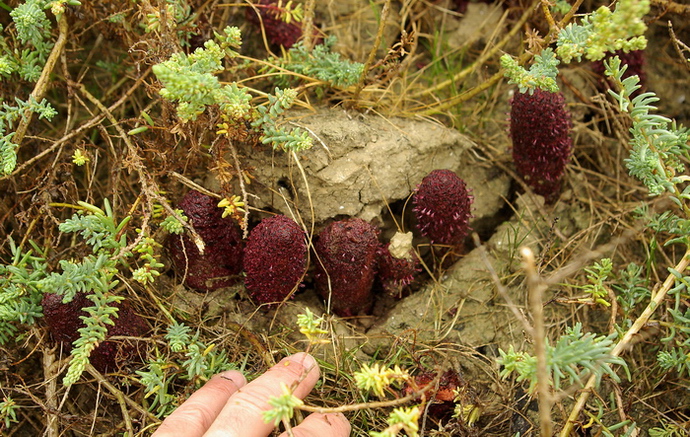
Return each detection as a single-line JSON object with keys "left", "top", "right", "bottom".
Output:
{"left": 152, "top": 352, "right": 351, "bottom": 437}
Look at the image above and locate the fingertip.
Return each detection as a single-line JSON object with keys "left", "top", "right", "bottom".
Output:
{"left": 204, "top": 353, "right": 322, "bottom": 436}
{"left": 279, "top": 352, "right": 320, "bottom": 397}
{"left": 152, "top": 369, "right": 247, "bottom": 436}
{"left": 284, "top": 412, "right": 351, "bottom": 437}
{"left": 216, "top": 369, "right": 248, "bottom": 390}
{"left": 284, "top": 352, "right": 318, "bottom": 374}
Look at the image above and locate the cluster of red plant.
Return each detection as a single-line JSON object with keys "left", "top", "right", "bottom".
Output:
{"left": 38, "top": 92, "right": 571, "bottom": 382}
{"left": 164, "top": 168, "right": 474, "bottom": 317}
{"left": 41, "top": 168, "right": 476, "bottom": 369}
{"left": 42, "top": 73, "right": 603, "bottom": 366}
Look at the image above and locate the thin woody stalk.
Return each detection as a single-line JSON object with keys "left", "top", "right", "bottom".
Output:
{"left": 522, "top": 247, "right": 553, "bottom": 437}
{"left": 561, "top": 247, "right": 690, "bottom": 436}
{"left": 13, "top": 11, "right": 68, "bottom": 148}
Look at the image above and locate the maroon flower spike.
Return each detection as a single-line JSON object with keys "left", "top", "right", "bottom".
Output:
{"left": 377, "top": 232, "right": 420, "bottom": 297}
{"left": 510, "top": 89, "right": 573, "bottom": 201}
{"left": 42, "top": 293, "right": 149, "bottom": 373}
{"left": 167, "top": 190, "right": 244, "bottom": 291}
{"left": 244, "top": 215, "right": 308, "bottom": 305}
{"left": 413, "top": 169, "right": 473, "bottom": 247}
{"left": 314, "top": 218, "right": 380, "bottom": 317}
{"left": 246, "top": 0, "right": 309, "bottom": 49}
{"left": 42, "top": 292, "right": 90, "bottom": 345}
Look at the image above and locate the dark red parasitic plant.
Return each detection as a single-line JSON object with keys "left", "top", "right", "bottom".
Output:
{"left": 167, "top": 190, "right": 244, "bottom": 291}
{"left": 413, "top": 169, "right": 473, "bottom": 247}
{"left": 244, "top": 214, "right": 308, "bottom": 305}
{"left": 42, "top": 292, "right": 149, "bottom": 373}
{"left": 314, "top": 218, "right": 380, "bottom": 317}
{"left": 377, "top": 231, "right": 420, "bottom": 297}
{"left": 510, "top": 89, "right": 573, "bottom": 201}
{"left": 246, "top": 0, "right": 316, "bottom": 49}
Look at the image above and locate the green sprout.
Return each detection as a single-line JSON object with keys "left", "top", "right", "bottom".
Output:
{"left": 649, "top": 420, "right": 687, "bottom": 437}
{"left": 296, "top": 308, "right": 329, "bottom": 345}
{"left": 71, "top": 149, "right": 89, "bottom": 166}
{"left": 370, "top": 405, "right": 421, "bottom": 437}
{"left": 453, "top": 401, "right": 481, "bottom": 427}
{"left": 160, "top": 209, "right": 188, "bottom": 235}
{"left": 556, "top": 0, "right": 649, "bottom": 63}
{"left": 251, "top": 87, "right": 314, "bottom": 152}
{"left": 1, "top": 97, "right": 57, "bottom": 174}
{"left": 270, "top": 0, "right": 304, "bottom": 24}
{"left": 0, "top": 0, "right": 67, "bottom": 175}
{"left": 217, "top": 196, "right": 246, "bottom": 219}
{"left": 132, "top": 234, "right": 165, "bottom": 285}
{"left": 605, "top": 55, "right": 690, "bottom": 198}
{"left": 500, "top": 48, "right": 560, "bottom": 94}
{"left": 153, "top": 27, "right": 312, "bottom": 153}
{"left": 152, "top": 26, "right": 250, "bottom": 122}
{"left": 265, "top": 36, "right": 365, "bottom": 88}
{"left": 0, "top": 396, "right": 19, "bottom": 429}
{"left": 498, "top": 323, "right": 627, "bottom": 392}
{"left": 143, "top": 0, "right": 192, "bottom": 33}
{"left": 41, "top": 200, "right": 130, "bottom": 386}
{"left": 164, "top": 321, "right": 192, "bottom": 353}
{"left": 502, "top": 0, "right": 650, "bottom": 94}
{"left": 49, "top": 0, "right": 81, "bottom": 17}
{"left": 262, "top": 383, "right": 304, "bottom": 427}
{"left": 574, "top": 258, "right": 613, "bottom": 307}
{"left": 354, "top": 363, "right": 410, "bottom": 398}
{"left": 137, "top": 321, "right": 236, "bottom": 417}
{"left": 657, "top": 347, "right": 690, "bottom": 377}
{"left": 0, "top": 238, "right": 47, "bottom": 344}
{"left": 136, "top": 357, "right": 177, "bottom": 417}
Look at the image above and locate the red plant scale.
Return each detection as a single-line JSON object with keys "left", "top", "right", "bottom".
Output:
{"left": 42, "top": 292, "right": 149, "bottom": 372}
{"left": 167, "top": 190, "right": 244, "bottom": 291}
{"left": 244, "top": 214, "right": 308, "bottom": 304}
{"left": 377, "top": 231, "right": 420, "bottom": 297}
{"left": 314, "top": 218, "right": 380, "bottom": 317}
{"left": 413, "top": 169, "right": 473, "bottom": 247}
{"left": 510, "top": 89, "right": 573, "bottom": 201}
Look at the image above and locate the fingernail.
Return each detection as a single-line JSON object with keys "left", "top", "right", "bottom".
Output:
{"left": 285, "top": 352, "right": 316, "bottom": 370}
{"left": 217, "top": 370, "right": 247, "bottom": 389}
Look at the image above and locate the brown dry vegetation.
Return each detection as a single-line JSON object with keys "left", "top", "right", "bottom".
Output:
{"left": 1, "top": 0, "right": 690, "bottom": 436}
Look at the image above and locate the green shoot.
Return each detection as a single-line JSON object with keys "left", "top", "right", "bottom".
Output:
{"left": 498, "top": 323, "right": 627, "bottom": 392}
{"left": 262, "top": 383, "right": 304, "bottom": 427}
{"left": 354, "top": 363, "right": 410, "bottom": 398}
{"left": 370, "top": 406, "right": 421, "bottom": 437}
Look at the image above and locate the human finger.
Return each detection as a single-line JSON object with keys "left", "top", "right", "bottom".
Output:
{"left": 279, "top": 412, "right": 351, "bottom": 437}
{"left": 152, "top": 370, "right": 247, "bottom": 437}
{"left": 204, "top": 352, "right": 320, "bottom": 437}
